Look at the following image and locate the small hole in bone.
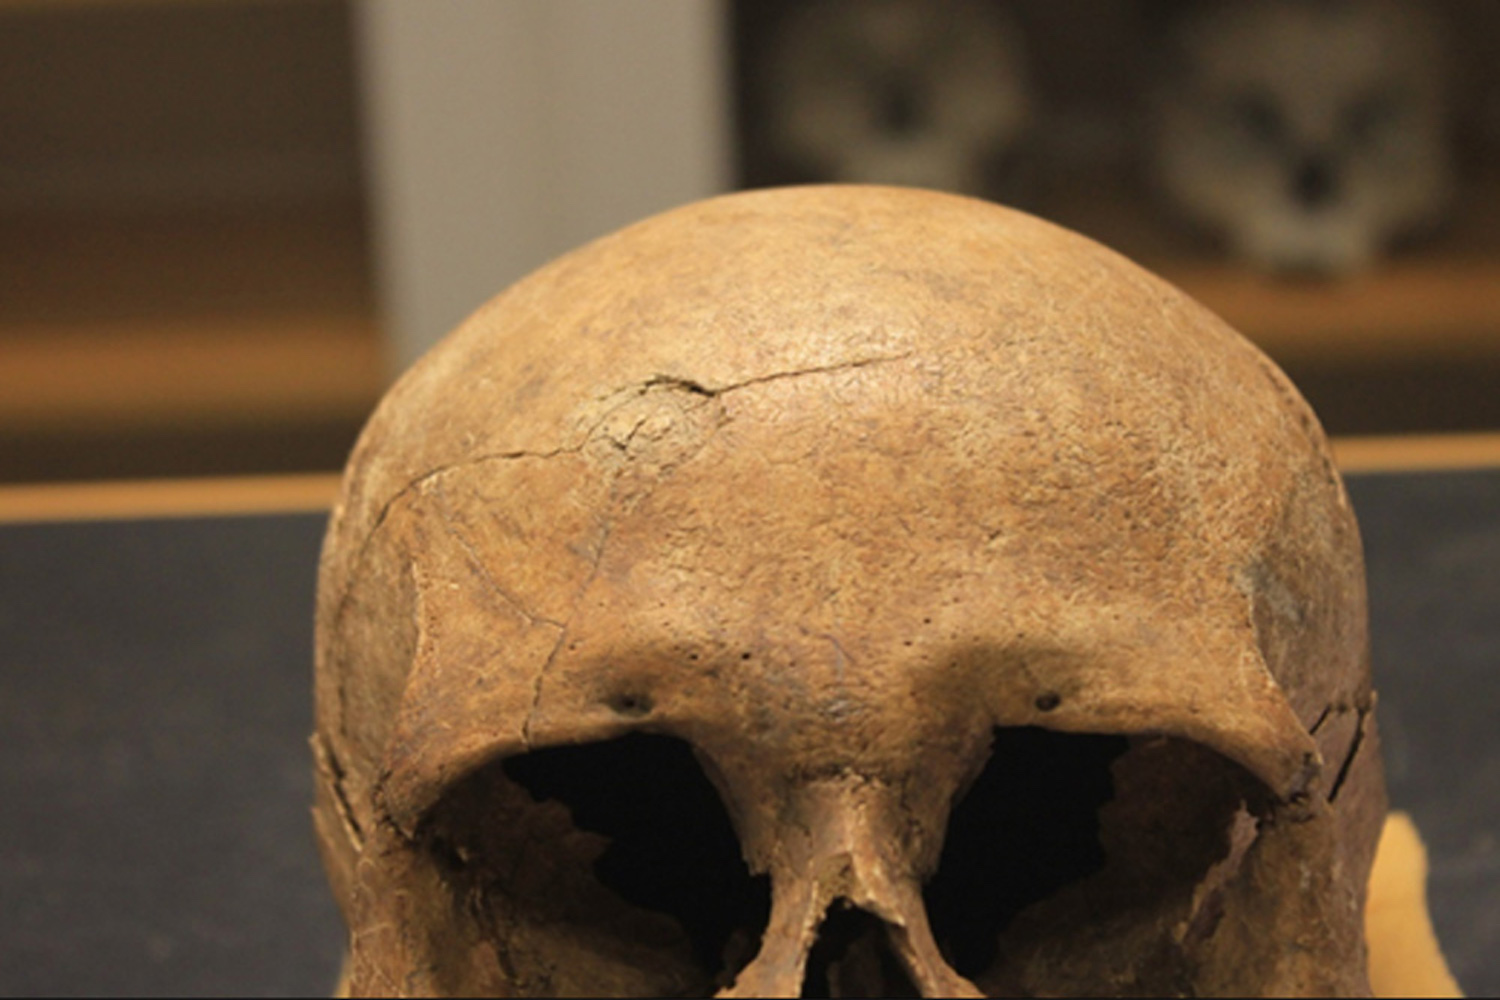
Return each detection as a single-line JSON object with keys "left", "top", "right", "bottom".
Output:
{"left": 1034, "top": 691, "right": 1061, "bottom": 712}
{"left": 607, "top": 691, "right": 654, "bottom": 716}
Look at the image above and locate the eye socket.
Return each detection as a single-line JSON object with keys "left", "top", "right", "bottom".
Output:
{"left": 424, "top": 733, "right": 770, "bottom": 996}
{"left": 924, "top": 727, "right": 1129, "bottom": 979}
{"left": 1225, "top": 90, "right": 1287, "bottom": 148}
{"left": 501, "top": 734, "right": 771, "bottom": 973}
{"left": 925, "top": 730, "right": 1264, "bottom": 994}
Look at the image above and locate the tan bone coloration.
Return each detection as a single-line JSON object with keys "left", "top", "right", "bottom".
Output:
{"left": 312, "top": 186, "right": 1385, "bottom": 996}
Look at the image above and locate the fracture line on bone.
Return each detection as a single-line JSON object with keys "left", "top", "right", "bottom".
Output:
{"left": 432, "top": 478, "right": 565, "bottom": 630}
{"left": 520, "top": 519, "right": 613, "bottom": 751}
{"left": 1325, "top": 703, "right": 1373, "bottom": 804}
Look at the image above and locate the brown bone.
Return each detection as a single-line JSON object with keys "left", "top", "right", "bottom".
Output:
{"left": 313, "top": 186, "right": 1384, "bottom": 996}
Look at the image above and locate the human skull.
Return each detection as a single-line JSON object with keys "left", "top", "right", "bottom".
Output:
{"left": 1151, "top": 0, "right": 1450, "bottom": 274}
{"left": 312, "top": 186, "right": 1385, "bottom": 996}
{"left": 759, "top": 0, "right": 1030, "bottom": 199}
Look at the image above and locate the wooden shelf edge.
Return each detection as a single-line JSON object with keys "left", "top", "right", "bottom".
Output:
{"left": 1333, "top": 432, "right": 1500, "bottom": 475}
{"left": 0, "top": 471, "right": 343, "bottom": 524}
{"left": 1164, "top": 262, "right": 1500, "bottom": 366}
{"left": 0, "top": 314, "right": 388, "bottom": 433}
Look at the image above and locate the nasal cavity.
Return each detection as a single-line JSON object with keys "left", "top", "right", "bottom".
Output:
{"left": 1292, "top": 154, "right": 1339, "bottom": 209}
{"left": 801, "top": 900, "right": 918, "bottom": 998}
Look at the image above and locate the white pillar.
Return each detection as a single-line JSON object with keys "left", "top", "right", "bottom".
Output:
{"left": 355, "top": 0, "right": 733, "bottom": 373}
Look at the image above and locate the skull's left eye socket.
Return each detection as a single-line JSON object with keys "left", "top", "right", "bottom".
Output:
{"left": 924, "top": 727, "right": 1128, "bottom": 980}
{"left": 422, "top": 733, "right": 770, "bottom": 997}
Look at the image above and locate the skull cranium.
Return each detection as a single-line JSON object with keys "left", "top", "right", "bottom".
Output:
{"left": 312, "top": 186, "right": 1384, "bottom": 996}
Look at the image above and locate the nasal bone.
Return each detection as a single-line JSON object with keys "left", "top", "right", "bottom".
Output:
{"left": 717, "top": 778, "right": 982, "bottom": 997}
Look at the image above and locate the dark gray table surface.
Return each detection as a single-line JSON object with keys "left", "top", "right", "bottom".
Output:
{"left": 1, "top": 470, "right": 1495, "bottom": 996}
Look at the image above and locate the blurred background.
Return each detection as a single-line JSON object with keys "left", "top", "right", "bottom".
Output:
{"left": 3, "top": 0, "right": 1499, "bottom": 484}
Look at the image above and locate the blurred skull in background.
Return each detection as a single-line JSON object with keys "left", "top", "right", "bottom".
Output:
{"left": 1152, "top": 0, "right": 1451, "bottom": 274}
{"left": 760, "top": 0, "right": 1031, "bottom": 199}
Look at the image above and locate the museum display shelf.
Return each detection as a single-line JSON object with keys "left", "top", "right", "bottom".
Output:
{"left": 3, "top": 0, "right": 1497, "bottom": 480}
{"left": 0, "top": 206, "right": 383, "bottom": 435}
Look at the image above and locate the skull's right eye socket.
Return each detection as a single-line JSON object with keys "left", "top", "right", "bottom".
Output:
{"left": 422, "top": 733, "right": 770, "bottom": 997}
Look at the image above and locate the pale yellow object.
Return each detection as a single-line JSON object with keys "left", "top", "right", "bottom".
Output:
{"left": 1367, "top": 811, "right": 1463, "bottom": 998}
